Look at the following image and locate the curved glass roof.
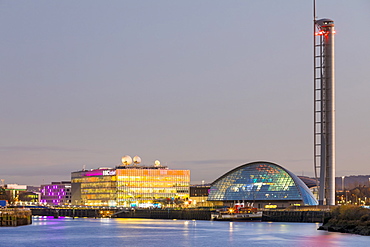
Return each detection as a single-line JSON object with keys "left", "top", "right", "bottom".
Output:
{"left": 208, "top": 161, "right": 318, "bottom": 205}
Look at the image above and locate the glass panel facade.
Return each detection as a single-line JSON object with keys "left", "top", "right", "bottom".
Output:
{"left": 208, "top": 162, "right": 317, "bottom": 205}
{"left": 71, "top": 169, "right": 117, "bottom": 206}
{"left": 116, "top": 168, "right": 190, "bottom": 206}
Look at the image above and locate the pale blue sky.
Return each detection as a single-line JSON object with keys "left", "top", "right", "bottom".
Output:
{"left": 1, "top": 1, "right": 370, "bottom": 185}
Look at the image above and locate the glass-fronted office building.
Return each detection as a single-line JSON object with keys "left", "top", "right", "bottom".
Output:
{"left": 71, "top": 169, "right": 117, "bottom": 206}
{"left": 71, "top": 165, "right": 190, "bottom": 207}
{"left": 208, "top": 161, "right": 318, "bottom": 208}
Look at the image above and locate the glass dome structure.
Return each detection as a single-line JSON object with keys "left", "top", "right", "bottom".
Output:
{"left": 208, "top": 161, "right": 318, "bottom": 205}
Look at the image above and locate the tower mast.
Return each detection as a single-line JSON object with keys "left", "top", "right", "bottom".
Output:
{"left": 313, "top": 2, "right": 336, "bottom": 205}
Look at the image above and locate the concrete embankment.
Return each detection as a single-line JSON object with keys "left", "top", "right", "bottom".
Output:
{"left": 31, "top": 208, "right": 115, "bottom": 218}
{"left": 0, "top": 208, "right": 32, "bottom": 227}
{"left": 120, "top": 209, "right": 330, "bottom": 222}
{"left": 114, "top": 209, "right": 212, "bottom": 220}
{"left": 262, "top": 210, "right": 330, "bottom": 223}
{"left": 32, "top": 208, "right": 212, "bottom": 220}
{"left": 31, "top": 208, "right": 330, "bottom": 223}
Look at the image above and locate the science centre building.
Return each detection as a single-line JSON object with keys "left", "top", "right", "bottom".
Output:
{"left": 207, "top": 161, "right": 318, "bottom": 208}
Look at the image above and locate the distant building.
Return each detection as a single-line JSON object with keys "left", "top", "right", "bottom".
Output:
{"left": 298, "top": 176, "right": 319, "bottom": 199}
{"left": 40, "top": 181, "right": 72, "bottom": 206}
{"left": 26, "top": 186, "right": 41, "bottom": 193}
{"left": 189, "top": 184, "right": 213, "bottom": 207}
{"left": 0, "top": 184, "right": 27, "bottom": 204}
{"left": 336, "top": 175, "right": 370, "bottom": 191}
{"left": 207, "top": 161, "right": 318, "bottom": 209}
{"left": 19, "top": 191, "right": 39, "bottom": 203}
{"left": 298, "top": 176, "right": 318, "bottom": 188}
{"left": 71, "top": 160, "right": 190, "bottom": 207}
{"left": 190, "top": 184, "right": 211, "bottom": 197}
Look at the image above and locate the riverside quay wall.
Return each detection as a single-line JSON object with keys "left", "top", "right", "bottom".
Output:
{"left": 31, "top": 208, "right": 107, "bottom": 218}
{"left": 262, "top": 210, "right": 331, "bottom": 223}
{"left": 0, "top": 208, "right": 32, "bottom": 227}
{"left": 31, "top": 208, "right": 212, "bottom": 220}
{"left": 114, "top": 209, "right": 212, "bottom": 220}
{"left": 31, "top": 207, "right": 330, "bottom": 223}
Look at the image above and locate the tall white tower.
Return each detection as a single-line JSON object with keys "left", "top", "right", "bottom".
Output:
{"left": 313, "top": 18, "right": 336, "bottom": 205}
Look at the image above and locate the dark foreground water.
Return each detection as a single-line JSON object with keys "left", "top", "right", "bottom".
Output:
{"left": 1, "top": 217, "right": 369, "bottom": 247}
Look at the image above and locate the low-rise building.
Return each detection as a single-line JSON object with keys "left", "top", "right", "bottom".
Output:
{"left": 0, "top": 184, "right": 27, "bottom": 204}
{"left": 189, "top": 184, "right": 215, "bottom": 207}
{"left": 40, "top": 181, "right": 72, "bottom": 206}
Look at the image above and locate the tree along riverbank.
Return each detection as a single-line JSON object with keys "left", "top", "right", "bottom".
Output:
{"left": 318, "top": 205, "right": 370, "bottom": 236}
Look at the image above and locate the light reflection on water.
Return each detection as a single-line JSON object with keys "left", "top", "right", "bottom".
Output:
{"left": 0, "top": 217, "right": 369, "bottom": 247}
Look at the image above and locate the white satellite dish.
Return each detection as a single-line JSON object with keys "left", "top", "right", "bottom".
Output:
{"left": 121, "top": 155, "right": 133, "bottom": 166}
{"left": 154, "top": 160, "right": 161, "bottom": 167}
{"left": 133, "top": 156, "right": 141, "bottom": 164}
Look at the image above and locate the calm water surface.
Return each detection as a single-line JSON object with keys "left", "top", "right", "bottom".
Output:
{"left": 0, "top": 217, "right": 369, "bottom": 247}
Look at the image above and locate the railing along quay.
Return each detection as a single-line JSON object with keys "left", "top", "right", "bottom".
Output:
{"left": 0, "top": 208, "right": 32, "bottom": 227}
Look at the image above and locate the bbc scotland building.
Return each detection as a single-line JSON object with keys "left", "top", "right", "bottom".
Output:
{"left": 71, "top": 156, "right": 190, "bottom": 207}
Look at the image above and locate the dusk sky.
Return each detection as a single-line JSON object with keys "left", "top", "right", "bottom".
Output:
{"left": 1, "top": 1, "right": 370, "bottom": 186}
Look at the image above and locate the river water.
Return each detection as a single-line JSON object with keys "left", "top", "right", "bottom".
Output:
{"left": 0, "top": 217, "right": 369, "bottom": 247}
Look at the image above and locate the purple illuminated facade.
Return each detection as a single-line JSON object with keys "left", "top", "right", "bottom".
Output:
{"left": 40, "top": 181, "right": 72, "bottom": 206}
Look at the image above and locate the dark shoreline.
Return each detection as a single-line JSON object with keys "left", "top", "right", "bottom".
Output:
{"left": 318, "top": 205, "right": 370, "bottom": 236}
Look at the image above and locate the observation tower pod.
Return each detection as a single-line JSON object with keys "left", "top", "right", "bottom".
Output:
{"left": 313, "top": 18, "right": 336, "bottom": 205}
